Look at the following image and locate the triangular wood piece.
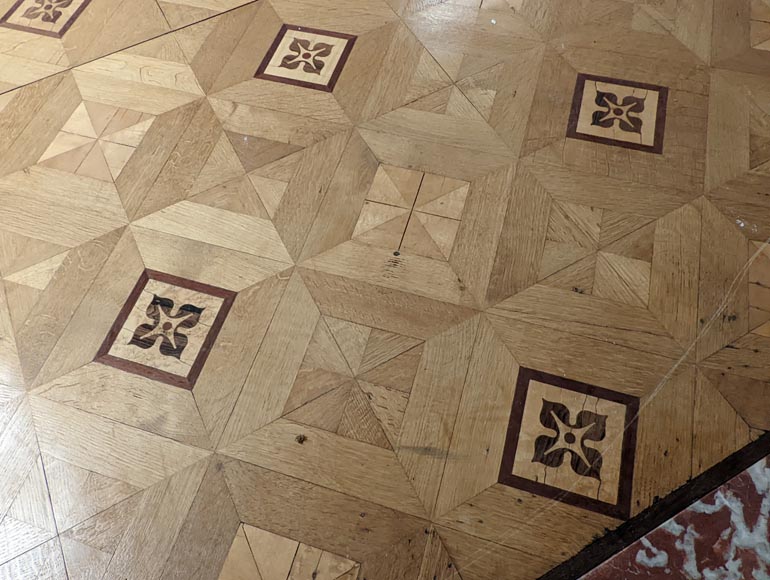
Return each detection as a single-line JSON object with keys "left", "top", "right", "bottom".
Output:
{"left": 444, "top": 87, "right": 486, "bottom": 121}
{"left": 366, "top": 166, "right": 415, "bottom": 208}
{"left": 315, "top": 550, "right": 358, "bottom": 579}
{"left": 303, "top": 318, "right": 352, "bottom": 375}
{"left": 354, "top": 213, "right": 408, "bottom": 251}
{"left": 359, "top": 329, "right": 422, "bottom": 375}
{"left": 599, "top": 211, "right": 656, "bottom": 247}
{"left": 401, "top": 214, "right": 446, "bottom": 260}
{"left": 61, "top": 493, "right": 143, "bottom": 554}
{"left": 38, "top": 137, "right": 94, "bottom": 173}
{"left": 0, "top": 230, "right": 67, "bottom": 278}
{"left": 4, "top": 251, "right": 67, "bottom": 290}
{"left": 750, "top": 96, "right": 770, "bottom": 170}
{"left": 44, "top": 456, "right": 140, "bottom": 532}
{"left": 337, "top": 384, "right": 392, "bottom": 449}
{"left": 404, "top": 49, "right": 453, "bottom": 104}
{"left": 324, "top": 317, "right": 372, "bottom": 375}
{"left": 249, "top": 150, "right": 304, "bottom": 181}
{"left": 380, "top": 165, "right": 423, "bottom": 207}
{"left": 83, "top": 102, "right": 119, "bottom": 137}
{"left": 540, "top": 254, "right": 596, "bottom": 295}
{"left": 101, "top": 117, "right": 154, "bottom": 147}
{"left": 538, "top": 240, "right": 593, "bottom": 280}
{"left": 226, "top": 131, "right": 303, "bottom": 173}
{"left": 284, "top": 382, "right": 351, "bottom": 432}
{"left": 158, "top": 1, "right": 217, "bottom": 29}
{"left": 3, "top": 280, "right": 41, "bottom": 332}
{"left": 357, "top": 344, "right": 424, "bottom": 393}
{"left": 191, "top": 133, "right": 245, "bottom": 196}
{"left": 61, "top": 103, "right": 97, "bottom": 138}
{"left": 284, "top": 368, "right": 354, "bottom": 414}
{"left": 219, "top": 525, "right": 263, "bottom": 580}
{"left": 243, "top": 525, "right": 298, "bottom": 580}
{"left": 7, "top": 455, "right": 55, "bottom": 533}
{"left": 594, "top": 252, "right": 651, "bottom": 307}
{"left": 353, "top": 201, "right": 409, "bottom": 238}
{"left": 456, "top": 64, "right": 500, "bottom": 121}
{"left": 416, "top": 213, "right": 459, "bottom": 259}
{"left": 602, "top": 221, "right": 656, "bottom": 261}
{"left": 99, "top": 141, "right": 135, "bottom": 180}
{"left": 60, "top": 536, "right": 112, "bottom": 580}
{"left": 358, "top": 381, "right": 408, "bottom": 447}
{"left": 547, "top": 201, "right": 601, "bottom": 249}
{"left": 416, "top": 179, "right": 468, "bottom": 219}
{"left": 248, "top": 175, "right": 288, "bottom": 219}
{"left": 76, "top": 140, "right": 112, "bottom": 182}
{"left": 191, "top": 175, "right": 269, "bottom": 219}
{"left": 429, "top": 49, "right": 463, "bottom": 82}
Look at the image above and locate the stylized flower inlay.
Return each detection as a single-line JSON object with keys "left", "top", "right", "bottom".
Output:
{"left": 532, "top": 399, "right": 607, "bottom": 480}
{"left": 129, "top": 295, "right": 203, "bottom": 360}
{"left": 279, "top": 37, "right": 334, "bottom": 75}
{"left": 591, "top": 90, "right": 646, "bottom": 134}
{"left": 21, "top": 0, "right": 73, "bottom": 23}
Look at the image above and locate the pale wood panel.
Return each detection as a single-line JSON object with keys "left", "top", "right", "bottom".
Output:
{"left": 134, "top": 201, "right": 292, "bottom": 264}
{"left": 435, "top": 318, "right": 518, "bottom": 517}
{"left": 195, "top": 274, "right": 289, "bottom": 445}
{"left": 222, "top": 457, "right": 429, "bottom": 578}
{"left": 700, "top": 368, "right": 770, "bottom": 430}
{"left": 30, "top": 397, "right": 210, "bottom": 489}
{"left": 489, "top": 284, "right": 685, "bottom": 359}
{"left": 437, "top": 484, "right": 616, "bottom": 563}
{"left": 303, "top": 241, "right": 477, "bottom": 307}
{"left": 397, "top": 316, "right": 479, "bottom": 517}
{"left": 706, "top": 69, "right": 750, "bottom": 191}
{"left": 418, "top": 528, "right": 461, "bottom": 580}
{"left": 0, "top": 166, "right": 127, "bottom": 248}
{"left": 14, "top": 229, "right": 122, "bottom": 386}
{"left": 268, "top": 0, "right": 399, "bottom": 35}
{"left": 132, "top": 226, "right": 291, "bottom": 291}
{"left": 33, "top": 228, "right": 144, "bottom": 388}
{"left": 0, "top": 397, "right": 38, "bottom": 522}
{"left": 221, "top": 419, "right": 428, "bottom": 518}
{"left": 486, "top": 314, "right": 676, "bottom": 397}
{"left": 299, "top": 268, "right": 477, "bottom": 340}
{"left": 0, "top": 537, "right": 67, "bottom": 580}
{"left": 697, "top": 199, "right": 749, "bottom": 360}
{"left": 449, "top": 164, "right": 514, "bottom": 307}
{"left": 0, "top": 282, "right": 24, "bottom": 391}
{"left": 632, "top": 366, "right": 694, "bottom": 515}
{"left": 648, "top": 203, "right": 701, "bottom": 350}
{"left": 218, "top": 273, "right": 319, "bottom": 448}
{"left": 34, "top": 363, "right": 210, "bottom": 448}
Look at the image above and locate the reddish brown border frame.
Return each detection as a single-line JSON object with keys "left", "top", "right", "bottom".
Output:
{"left": 566, "top": 73, "right": 669, "bottom": 155}
{"left": 94, "top": 269, "right": 236, "bottom": 391}
{"left": 498, "top": 367, "right": 640, "bottom": 520}
{"left": 254, "top": 23, "right": 357, "bottom": 93}
{"left": 0, "top": 0, "right": 93, "bottom": 38}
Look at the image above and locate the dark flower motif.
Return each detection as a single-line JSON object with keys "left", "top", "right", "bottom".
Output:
{"left": 532, "top": 399, "right": 607, "bottom": 480}
{"left": 591, "top": 90, "right": 646, "bottom": 134}
{"left": 21, "top": 0, "right": 73, "bottom": 24}
{"left": 129, "top": 295, "right": 203, "bottom": 360}
{"left": 279, "top": 37, "right": 334, "bottom": 75}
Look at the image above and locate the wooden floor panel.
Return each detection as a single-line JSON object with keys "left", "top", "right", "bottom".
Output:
{"left": 0, "top": 1, "right": 767, "bottom": 578}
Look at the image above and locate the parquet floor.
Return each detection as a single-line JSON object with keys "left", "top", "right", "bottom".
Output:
{"left": 0, "top": 0, "right": 768, "bottom": 578}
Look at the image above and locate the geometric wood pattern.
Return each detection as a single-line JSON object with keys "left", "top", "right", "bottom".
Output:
{"left": 0, "top": 1, "right": 766, "bottom": 579}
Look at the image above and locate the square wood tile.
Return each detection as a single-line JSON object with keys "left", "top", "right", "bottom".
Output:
{"left": 255, "top": 24, "right": 356, "bottom": 92}
{"left": 95, "top": 270, "right": 236, "bottom": 390}
{"left": 0, "top": 0, "right": 92, "bottom": 37}
{"left": 499, "top": 368, "right": 639, "bottom": 519}
{"left": 566, "top": 73, "right": 669, "bottom": 154}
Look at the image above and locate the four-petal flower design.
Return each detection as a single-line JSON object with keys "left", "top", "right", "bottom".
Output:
{"left": 128, "top": 295, "right": 204, "bottom": 360}
{"left": 591, "top": 90, "right": 646, "bottom": 134}
{"left": 532, "top": 399, "right": 607, "bottom": 480}
{"left": 21, "top": 0, "right": 73, "bottom": 23}
{"left": 279, "top": 37, "right": 334, "bottom": 75}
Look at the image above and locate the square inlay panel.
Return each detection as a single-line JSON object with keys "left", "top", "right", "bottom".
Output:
{"left": 499, "top": 368, "right": 639, "bottom": 519}
{"left": 255, "top": 24, "right": 356, "bottom": 92}
{"left": 0, "top": 0, "right": 92, "bottom": 38}
{"left": 566, "top": 73, "right": 669, "bottom": 154}
{"left": 95, "top": 270, "right": 236, "bottom": 390}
